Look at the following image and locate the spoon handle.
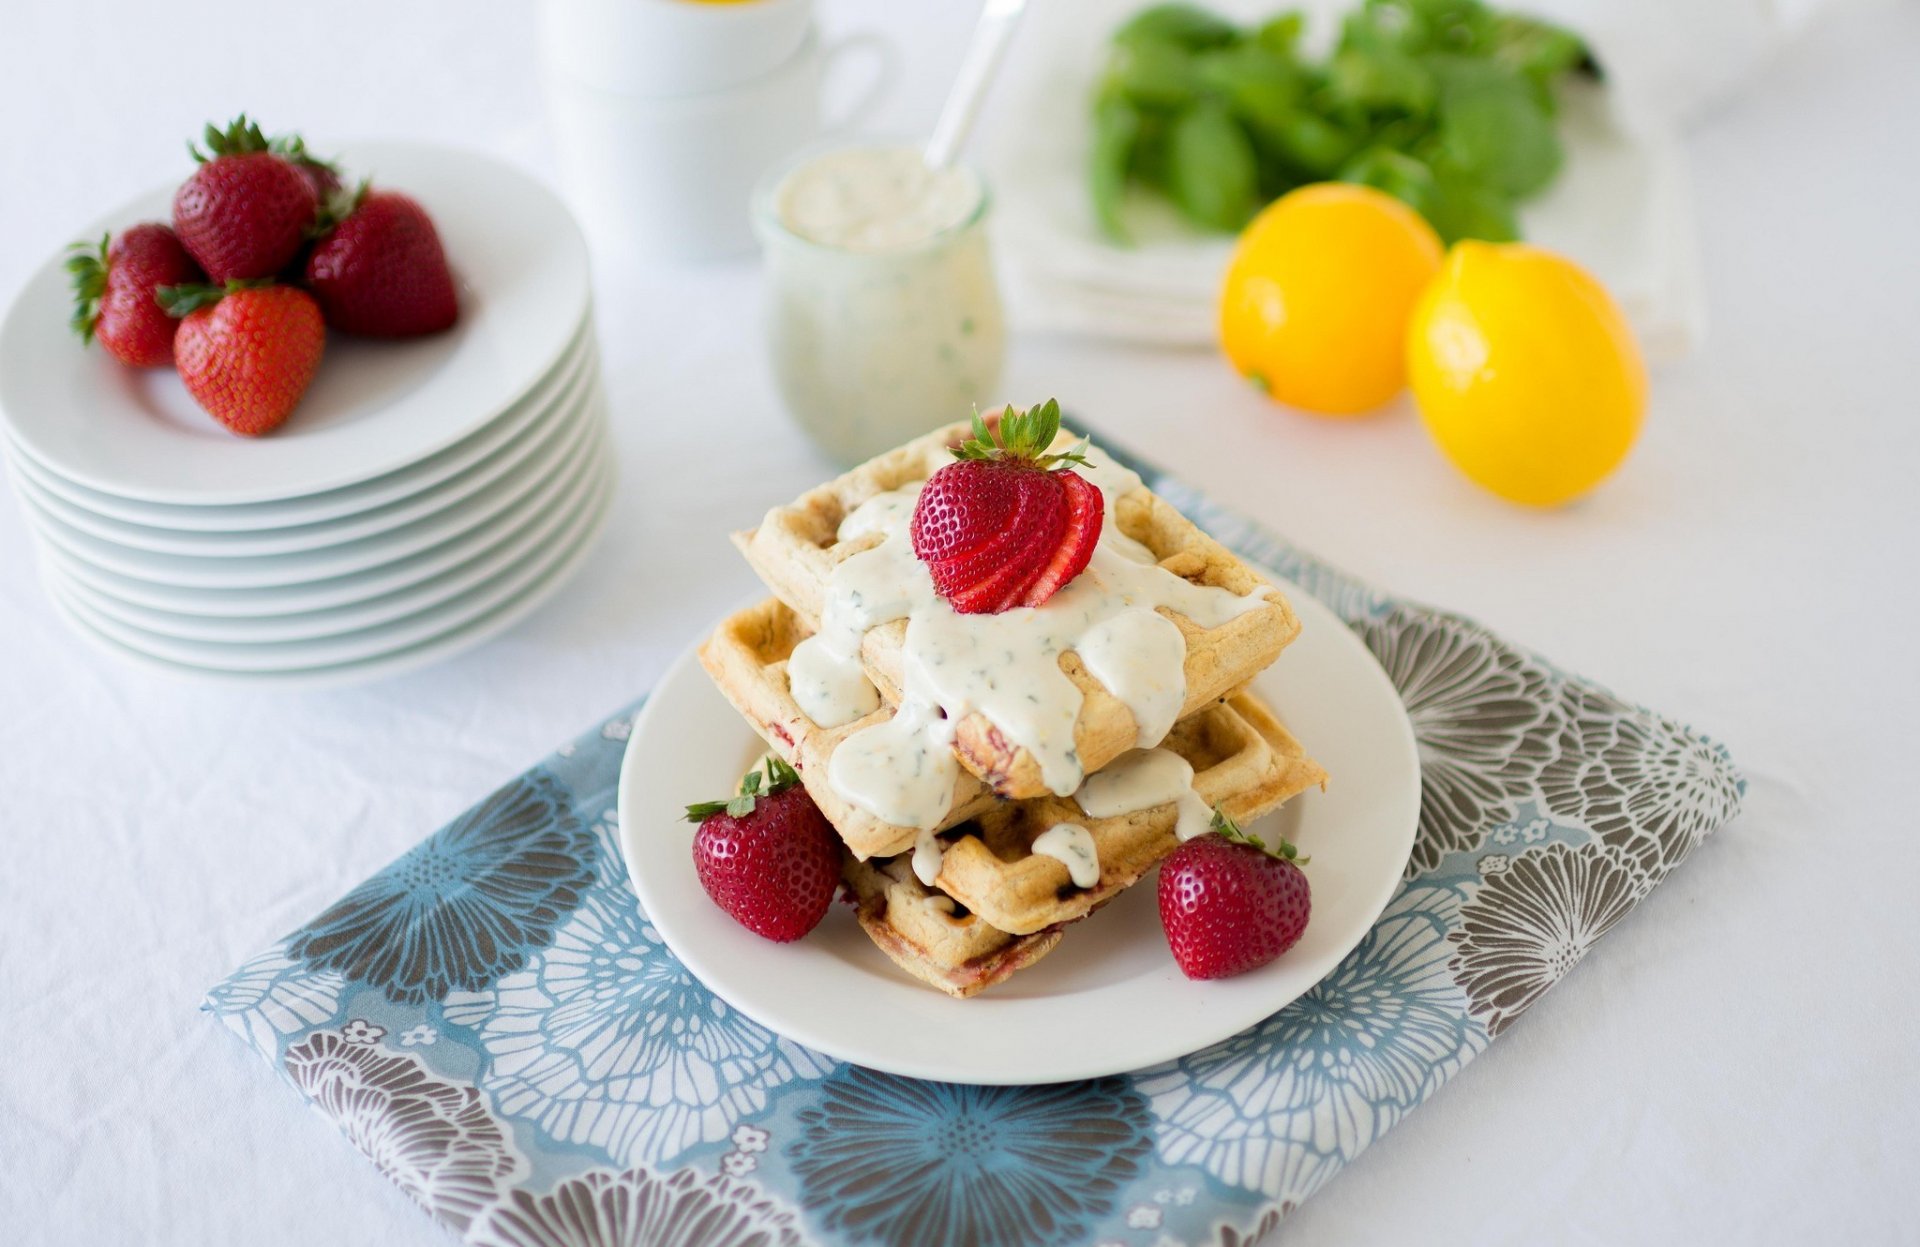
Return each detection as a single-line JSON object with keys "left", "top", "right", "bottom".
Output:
{"left": 924, "top": 0, "right": 1029, "bottom": 170}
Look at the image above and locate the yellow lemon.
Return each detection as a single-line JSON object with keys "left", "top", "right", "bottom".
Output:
{"left": 1220, "top": 183, "right": 1444, "bottom": 416}
{"left": 1408, "top": 242, "right": 1647, "bottom": 506}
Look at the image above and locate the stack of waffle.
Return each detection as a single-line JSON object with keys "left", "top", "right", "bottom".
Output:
{"left": 702, "top": 421, "right": 1327, "bottom": 996}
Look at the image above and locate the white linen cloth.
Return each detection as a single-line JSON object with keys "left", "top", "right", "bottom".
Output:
{"left": 0, "top": 1, "right": 1914, "bottom": 1244}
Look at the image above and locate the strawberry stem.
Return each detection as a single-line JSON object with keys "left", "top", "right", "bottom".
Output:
{"left": 156, "top": 278, "right": 270, "bottom": 319}
{"left": 683, "top": 754, "right": 803, "bottom": 821}
{"left": 65, "top": 234, "right": 110, "bottom": 344}
{"left": 950, "top": 399, "right": 1090, "bottom": 471}
{"left": 189, "top": 114, "right": 275, "bottom": 164}
{"left": 1210, "top": 805, "right": 1308, "bottom": 864}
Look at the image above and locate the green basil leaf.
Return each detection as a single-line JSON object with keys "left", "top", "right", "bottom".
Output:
{"left": 1250, "top": 108, "right": 1363, "bottom": 179}
{"left": 1108, "top": 39, "right": 1204, "bottom": 111}
{"left": 1479, "top": 13, "right": 1589, "bottom": 81}
{"left": 1167, "top": 101, "right": 1260, "bottom": 232}
{"left": 1253, "top": 12, "right": 1306, "bottom": 56}
{"left": 1338, "top": 146, "right": 1439, "bottom": 218}
{"left": 1425, "top": 168, "right": 1520, "bottom": 242}
{"left": 1328, "top": 45, "right": 1436, "bottom": 115}
{"left": 1199, "top": 43, "right": 1304, "bottom": 128}
{"left": 1114, "top": 3, "right": 1240, "bottom": 51}
{"left": 1434, "top": 57, "right": 1561, "bottom": 197}
{"left": 1090, "top": 93, "right": 1144, "bottom": 243}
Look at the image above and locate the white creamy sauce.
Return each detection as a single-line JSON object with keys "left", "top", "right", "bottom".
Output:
{"left": 837, "top": 481, "right": 922, "bottom": 543}
{"left": 786, "top": 633, "right": 880, "bottom": 727}
{"left": 912, "top": 828, "right": 947, "bottom": 887}
{"left": 828, "top": 698, "right": 959, "bottom": 833}
{"left": 1074, "top": 747, "right": 1216, "bottom": 841}
{"left": 816, "top": 440, "right": 1268, "bottom": 828}
{"left": 776, "top": 147, "right": 981, "bottom": 253}
{"left": 761, "top": 147, "right": 1006, "bottom": 464}
{"left": 1032, "top": 823, "right": 1100, "bottom": 889}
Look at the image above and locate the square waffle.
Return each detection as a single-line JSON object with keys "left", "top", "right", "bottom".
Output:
{"left": 925, "top": 692, "right": 1325, "bottom": 935}
{"left": 732, "top": 419, "right": 1302, "bottom": 800}
{"left": 841, "top": 854, "right": 1063, "bottom": 999}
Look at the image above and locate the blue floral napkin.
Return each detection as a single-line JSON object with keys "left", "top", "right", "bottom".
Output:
{"left": 207, "top": 447, "right": 1743, "bottom": 1247}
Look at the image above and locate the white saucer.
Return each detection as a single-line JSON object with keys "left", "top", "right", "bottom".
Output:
{"left": 7, "top": 342, "right": 596, "bottom": 558}
{"left": 47, "top": 445, "right": 615, "bottom": 680}
{"left": 0, "top": 142, "right": 590, "bottom": 506}
{"left": 3, "top": 316, "right": 593, "bottom": 532}
{"left": 49, "top": 404, "right": 609, "bottom": 644}
{"left": 616, "top": 575, "right": 1420, "bottom": 1086}
{"left": 20, "top": 381, "right": 601, "bottom": 590}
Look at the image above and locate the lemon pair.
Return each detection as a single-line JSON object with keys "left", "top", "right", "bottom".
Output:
{"left": 1218, "top": 183, "right": 1645, "bottom": 507}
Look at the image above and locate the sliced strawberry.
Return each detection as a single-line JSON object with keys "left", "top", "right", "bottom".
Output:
{"left": 909, "top": 400, "right": 1104, "bottom": 614}
{"left": 1013, "top": 470, "right": 1104, "bottom": 608}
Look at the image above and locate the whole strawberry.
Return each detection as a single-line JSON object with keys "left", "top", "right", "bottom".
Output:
{"left": 909, "top": 400, "right": 1104, "bottom": 614}
{"left": 685, "top": 755, "right": 841, "bottom": 943}
{"left": 172, "top": 115, "right": 319, "bottom": 282}
{"left": 304, "top": 186, "right": 458, "bottom": 338}
{"left": 1158, "top": 808, "right": 1311, "bottom": 980}
{"left": 67, "top": 224, "right": 203, "bottom": 367}
{"left": 160, "top": 282, "right": 325, "bottom": 437}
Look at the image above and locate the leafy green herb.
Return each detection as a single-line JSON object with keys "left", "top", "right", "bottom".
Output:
{"left": 1088, "top": 0, "right": 1591, "bottom": 244}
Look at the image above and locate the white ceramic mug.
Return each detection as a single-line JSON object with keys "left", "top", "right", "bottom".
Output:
{"left": 544, "top": 27, "right": 893, "bottom": 263}
{"left": 539, "top": 0, "right": 815, "bottom": 99}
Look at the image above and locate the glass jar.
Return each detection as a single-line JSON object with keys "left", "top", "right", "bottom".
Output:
{"left": 753, "top": 143, "right": 1008, "bottom": 465}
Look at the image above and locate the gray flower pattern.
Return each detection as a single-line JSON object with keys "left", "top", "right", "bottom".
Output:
{"left": 1351, "top": 605, "right": 1558, "bottom": 875}
{"left": 1449, "top": 841, "right": 1648, "bottom": 1035}
{"left": 285, "top": 1031, "right": 526, "bottom": 1232}
{"left": 1541, "top": 684, "right": 1745, "bottom": 879}
{"left": 467, "top": 1164, "right": 804, "bottom": 1247}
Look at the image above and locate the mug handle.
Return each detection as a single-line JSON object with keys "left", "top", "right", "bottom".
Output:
{"left": 818, "top": 32, "right": 898, "bottom": 134}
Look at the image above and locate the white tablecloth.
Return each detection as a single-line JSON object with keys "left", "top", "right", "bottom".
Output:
{"left": 1, "top": 1, "right": 1914, "bottom": 1243}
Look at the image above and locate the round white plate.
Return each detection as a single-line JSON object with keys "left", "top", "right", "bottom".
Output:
{"left": 617, "top": 576, "right": 1420, "bottom": 1085}
{"left": 2, "top": 314, "right": 594, "bottom": 532}
{"left": 49, "top": 408, "right": 609, "bottom": 644}
{"left": 42, "top": 458, "right": 616, "bottom": 689}
{"left": 7, "top": 341, "right": 596, "bottom": 558}
{"left": 35, "top": 407, "right": 603, "bottom": 620}
{"left": 48, "top": 411, "right": 611, "bottom": 671}
{"left": 20, "top": 377, "right": 601, "bottom": 589}
{"left": 0, "top": 141, "right": 590, "bottom": 505}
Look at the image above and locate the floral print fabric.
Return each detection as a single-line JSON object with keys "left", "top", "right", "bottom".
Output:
{"left": 207, "top": 451, "right": 1742, "bottom": 1247}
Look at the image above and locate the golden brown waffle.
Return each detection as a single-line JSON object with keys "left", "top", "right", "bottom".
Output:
{"left": 732, "top": 419, "right": 1302, "bottom": 800}
{"left": 928, "top": 692, "right": 1326, "bottom": 935}
{"left": 699, "top": 597, "right": 999, "bottom": 860}
{"left": 841, "top": 854, "right": 1063, "bottom": 999}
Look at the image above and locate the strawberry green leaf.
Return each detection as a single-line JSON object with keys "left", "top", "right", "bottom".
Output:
{"left": 1210, "top": 804, "right": 1308, "bottom": 864}
{"left": 684, "top": 754, "right": 800, "bottom": 822}
{"left": 66, "top": 234, "right": 109, "bottom": 344}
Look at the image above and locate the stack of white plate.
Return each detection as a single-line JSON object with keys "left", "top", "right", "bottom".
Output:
{"left": 0, "top": 143, "right": 613, "bottom": 687}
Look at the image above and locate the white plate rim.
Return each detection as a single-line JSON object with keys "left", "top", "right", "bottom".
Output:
{"left": 47, "top": 407, "right": 613, "bottom": 645}
{"left": 49, "top": 411, "right": 612, "bottom": 670}
{"left": 16, "top": 376, "right": 602, "bottom": 590}
{"left": 42, "top": 452, "right": 617, "bottom": 688}
{"left": 0, "top": 312, "right": 595, "bottom": 531}
{"left": 5, "top": 340, "right": 597, "bottom": 558}
{"left": 615, "top": 572, "right": 1420, "bottom": 1085}
{"left": 0, "top": 141, "right": 590, "bottom": 505}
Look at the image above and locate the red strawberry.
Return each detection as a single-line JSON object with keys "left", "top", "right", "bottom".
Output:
{"left": 172, "top": 115, "right": 319, "bottom": 282}
{"left": 67, "top": 223, "right": 203, "bottom": 367}
{"left": 271, "top": 133, "right": 344, "bottom": 207}
{"left": 909, "top": 400, "right": 1105, "bottom": 613}
{"left": 160, "top": 282, "right": 325, "bottom": 437}
{"left": 1158, "top": 808, "right": 1311, "bottom": 980}
{"left": 685, "top": 755, "right": 841, "bottom": 943}
{"left": 303, "top": 187, "right": 458, "bottom": 338}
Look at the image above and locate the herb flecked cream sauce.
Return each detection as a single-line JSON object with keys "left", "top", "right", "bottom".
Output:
{"left": 760, "top": 145, "right": 1007, "bottom": 465}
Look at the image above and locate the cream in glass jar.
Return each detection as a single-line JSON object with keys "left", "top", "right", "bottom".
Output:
{"left": 754, "top": 144, "right": 1007, "bottom": 464}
